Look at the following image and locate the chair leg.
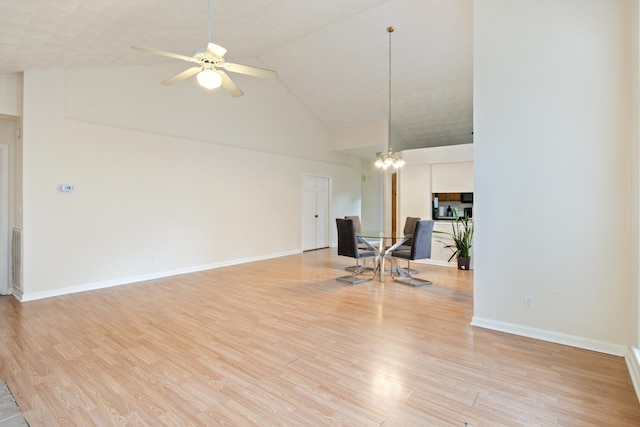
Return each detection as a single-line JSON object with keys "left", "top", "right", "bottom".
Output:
{"left": 387, "top": 256, "right": 410, "bottom": 277}
{"left": 390, "top": 259, "right": 432, "bottom": 287}
{"left": 337, "top": 257, "right": 376, "bottom": 284}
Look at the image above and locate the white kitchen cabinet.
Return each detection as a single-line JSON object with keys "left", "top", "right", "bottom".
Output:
{"left": 430, "top": 222, "right": 457, "bottom": 265}
{"left": 419, "top": 221, "right": 474, "bottom": 268}
{"left": 431, "top": 162, "right": 473, "bottom": 193}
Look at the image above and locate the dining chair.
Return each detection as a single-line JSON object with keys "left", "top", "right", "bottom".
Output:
{"left": 400, "top": 216, "right": 421, "bottom": 248}
{"left": 344, "top": 215, "right": 363, "bottom": 234}
{"left": 335, "top": 218, "right": 378, "bottom": 284}
{"left": 385, "top": 216, "right": 420, "bottom": 250}
{"left": 383, "top": 216, "right": 421, "bottom": 273}
{"left": 344, "top": 215, "right": 377, "bottom": 271}
{"left": 389, "top": 219, "right": 434, "bottom": 286}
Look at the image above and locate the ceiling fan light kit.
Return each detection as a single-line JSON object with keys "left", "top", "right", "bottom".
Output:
{"left": 196, "top": 67, "right": 222, "bottom": 89}
{"left": 375, "top": 26, "right": 405, "bottom": 170}
{"left": 130, "top": 0, "right": 277, "bottom": 97}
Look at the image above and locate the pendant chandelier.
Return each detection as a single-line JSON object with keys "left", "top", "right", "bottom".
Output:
{"left": 375, "top": 26, "right": 405, "bottom": 170}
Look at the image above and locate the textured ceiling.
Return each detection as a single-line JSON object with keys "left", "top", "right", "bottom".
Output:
{"left": 0, "top": 0, "right": 473, "bottom": 156}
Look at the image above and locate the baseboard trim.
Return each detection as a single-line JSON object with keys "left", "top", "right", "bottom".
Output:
{"left": 471, "top": 316, "right": 626, "bottom": 356}
{"left": 17, "top": 250, "right": 301, "bottom": 302}
{"left": 11, "top": 287, "right": 23, "bottom": 302}
{"left": 626, "top": 347, "right": 640, "bottom": 404}
{"left": 415, "top": 259, "right": 457, "bottom": 268}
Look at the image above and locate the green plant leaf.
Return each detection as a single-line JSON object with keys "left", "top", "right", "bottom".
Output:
{"left": 439, "top": 212, "right": 473, "bottom": 260}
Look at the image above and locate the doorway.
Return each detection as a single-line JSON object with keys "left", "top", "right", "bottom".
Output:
{"left": 391, "top": 172, "right": 397, "bottom": 236}
{"left": 0, "top": 120, "right": 12, "bottom": 294}
{"left": 302, "top": 175, "right": 330, "bottom": 251}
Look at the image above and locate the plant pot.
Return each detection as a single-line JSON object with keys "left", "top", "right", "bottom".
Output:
{"left": 457, "top": 257, "right": 471, "bottom": 270}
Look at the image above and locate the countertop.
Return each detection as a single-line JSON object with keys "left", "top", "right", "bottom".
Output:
{"left": 433, "top": 217, "right": 473, "bottom": 224}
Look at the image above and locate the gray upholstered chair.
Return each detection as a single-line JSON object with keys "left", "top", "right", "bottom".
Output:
{"left": 344, "top": 215, "right": 362, "bottom": 234}
{"left": 385, "top": 216, "right": 420, "bottom": 250}
{"left": 335, "top": 218, "right": 377, "bottom": 284}
{"left": 345, "top": 215, "right": 380, "bottom": 245}
{"left": 398, "top": 216, "right": 421, "bottom": 249}
{"left": 389, "top": 220, "right": 434, "bottom": 286}
{"left": 384, "top": 216, "right": 421, "bottom": 273}
{"left": 344, "top": 215, "right": 377, "bottom": 271}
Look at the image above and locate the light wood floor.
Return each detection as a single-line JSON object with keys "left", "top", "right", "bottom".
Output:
{"left": 1, "top": 249, "right": 639, "bottom": 426}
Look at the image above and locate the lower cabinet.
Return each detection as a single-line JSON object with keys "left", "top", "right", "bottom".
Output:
{"left": 423, "top": 221, "right": 474, "bottom": 268}
{"left": 430, "top": 222, "right": 457, "bottom": 265}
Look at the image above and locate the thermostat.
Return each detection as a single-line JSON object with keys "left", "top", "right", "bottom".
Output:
{"left": 59, "top": 184, "right": 74, "bottom": 193}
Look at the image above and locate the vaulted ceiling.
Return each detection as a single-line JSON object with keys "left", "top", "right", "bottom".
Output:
{"left": 0, "top": 0, "right": 473, "bottom": 157}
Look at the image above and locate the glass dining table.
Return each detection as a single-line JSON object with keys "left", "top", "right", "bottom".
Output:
{"left": 357, "top": 231, "right": 410, "bottom": 282}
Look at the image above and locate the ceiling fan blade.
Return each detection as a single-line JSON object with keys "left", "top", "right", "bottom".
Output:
{"left": 131, "top": 46, "right": 198, "bottom": 63}
{"left": 218, "top": 70, "right": 243, "bottom": 97}
{"left": 206, "top": 42, "right": 227, "bottom": 59}
{"left": 162, "top": 66, "right": 202, "bottom": 85}
{"left": 223, "top": 62, "right": 278, "bottom": 79}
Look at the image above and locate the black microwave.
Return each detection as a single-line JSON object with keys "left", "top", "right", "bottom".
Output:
{"left": 460, "top": 192, "right": 473, "bottom": 203}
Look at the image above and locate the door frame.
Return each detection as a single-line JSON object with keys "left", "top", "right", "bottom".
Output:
{"left": 391, "top": 172, "right": 397, "bottom": 237}
{"left": 0, "top": 140, "right": 10, "bottom": 294}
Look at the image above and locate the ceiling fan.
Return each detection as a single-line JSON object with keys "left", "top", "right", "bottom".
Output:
{"left": 130, "top": 1, "right": 277, "bottom": 97}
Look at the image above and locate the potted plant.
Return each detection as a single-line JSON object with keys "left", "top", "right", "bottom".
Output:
{"left": 438, "top": 211, "right": 474, "bottom": 270}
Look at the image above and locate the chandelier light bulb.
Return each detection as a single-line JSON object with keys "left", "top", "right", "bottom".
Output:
{"left": 197, "top": 68, "right": 222, "bottom": 90}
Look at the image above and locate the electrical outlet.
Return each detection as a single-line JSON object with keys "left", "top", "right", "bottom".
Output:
{"left": 524, "top": 295, "right": 534, "bottom": 309}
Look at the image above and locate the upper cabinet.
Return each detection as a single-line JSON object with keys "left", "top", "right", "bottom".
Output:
{"left": 431, "top": 161, "right": 473, "bottom": 193}
{"left": 437, "top": 193, "right": 461, "bottom": 202}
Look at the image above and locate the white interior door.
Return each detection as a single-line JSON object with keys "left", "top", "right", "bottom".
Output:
{"left": 302, "top": 175, "right": 330, "bottom": 251}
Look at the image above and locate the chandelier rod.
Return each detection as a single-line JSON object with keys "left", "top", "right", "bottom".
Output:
{"left": 374, "top": 26, "right": 404, "bottom": 170}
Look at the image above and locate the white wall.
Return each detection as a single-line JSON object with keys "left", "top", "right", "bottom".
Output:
{"left": 0, "top": 74, "right": 21, "bottom": 117}
{"left": 359, "top": 159, "right": 384, "bottom": 232}
{"left": 330, "top": 119, "right": 387, "bottom": 153}
{"left": 20, "top": 66, "right": 360, "bottom": 300}
{"left": 632, "top": 0, "right": 640, "bottom": 351}
{"left": 65, "top": 63, "right": 352, "bottom": 166}
{"left": 403, "top": 144, "right": 473, "bottom": 165}
{"left": 474, "top": 0, "right": 634, "bottom": 355}
{"left": 399, "top": 164, "right": 432, "bottom": 221}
